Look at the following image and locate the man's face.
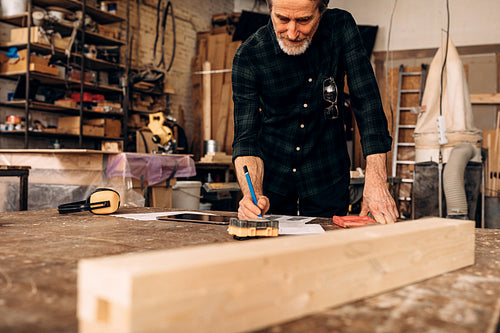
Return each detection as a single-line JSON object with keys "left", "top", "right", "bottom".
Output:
{"left": 270, "top": 0, "right": 322, "bottom": 56}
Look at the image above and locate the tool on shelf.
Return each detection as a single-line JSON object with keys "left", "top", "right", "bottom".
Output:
{"left": 147, "top": 111, "right": 176, "bottom": 154}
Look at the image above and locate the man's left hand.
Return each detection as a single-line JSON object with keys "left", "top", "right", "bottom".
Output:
{"left": 359, "top": 154, "right": 399, "bottom": 224}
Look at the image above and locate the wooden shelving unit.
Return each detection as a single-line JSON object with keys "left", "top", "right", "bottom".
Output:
{"left": 0, "top": 0, "right": 129, "bottom": 149}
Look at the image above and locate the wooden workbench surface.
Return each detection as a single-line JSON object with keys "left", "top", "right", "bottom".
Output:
{"left": 0, "top": 208, "right": 498, "bottom": 332}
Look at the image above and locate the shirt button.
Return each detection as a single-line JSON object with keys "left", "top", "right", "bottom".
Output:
{"left": 308, "top": 78, "right": 312, "bottom": 82}
{"left": 300, "top": 124, "right": 305, "bottom": 128}
{"left": 292, "top": 168, "right": 297, "bottom": 173}
{"left": 303, "top": 104, "right": 308, "bottom": 108}
{"left": 296, "top": 147, "right": 300, "bottom": 151}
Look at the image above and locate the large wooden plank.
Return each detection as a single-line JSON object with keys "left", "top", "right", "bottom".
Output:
{"left": 202, "top": 61, "right": 212, "bottom": 141}
{"left": 214, "top": 83, "right": 231, "bottom": 147}
{"left": 223, "top": 41, "right": 241, "bottom": 155}
{"left": 470, "top": 93, "right": 500, "bottom": 104}
{"left": 207, "top": 33, "right": 228, "bottom": 139}
{"left": 78, "top": 218, "right": 474, "bottom": 333}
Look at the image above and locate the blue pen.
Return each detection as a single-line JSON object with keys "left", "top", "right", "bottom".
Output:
{"left": 243, "top": 165, "right": 262, "bottom": 218}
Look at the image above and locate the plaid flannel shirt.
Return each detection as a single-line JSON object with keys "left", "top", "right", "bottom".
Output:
{"left": 232, "top": 9, "right": 392, "bottom": 198}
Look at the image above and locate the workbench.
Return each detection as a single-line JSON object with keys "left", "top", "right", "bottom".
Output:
{"left": 0, "top": 208, "right": 498, "bottom": 332}
{"left": 0, "top": 150, "right": 195, "bottom": 211}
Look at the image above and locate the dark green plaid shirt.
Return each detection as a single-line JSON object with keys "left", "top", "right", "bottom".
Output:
{"left": 232, "top": 9, "right": 392, "bottom": 198}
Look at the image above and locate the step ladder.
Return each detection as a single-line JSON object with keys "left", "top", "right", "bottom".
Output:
{"left": 391, "top": 64, "right": 428, "bottom": 218}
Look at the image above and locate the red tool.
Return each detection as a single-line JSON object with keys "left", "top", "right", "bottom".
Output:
{"left": 332, "top": 215, "right": 378, "bottom": 228}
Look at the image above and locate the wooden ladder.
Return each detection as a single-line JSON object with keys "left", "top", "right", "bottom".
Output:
{"left": 391, "top": 64, "right": 428, "bottom": 218}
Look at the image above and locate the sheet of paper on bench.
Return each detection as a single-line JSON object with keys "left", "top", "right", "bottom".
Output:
{"left": 113, "top": 212, "right": 325, "bottom": 235}
{"left": 269, "top": 215, "right": 324, "bottom": 235}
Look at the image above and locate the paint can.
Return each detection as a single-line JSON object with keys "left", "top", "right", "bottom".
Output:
{"left": 203, "top": 140, "right": 219, "bottom": 155}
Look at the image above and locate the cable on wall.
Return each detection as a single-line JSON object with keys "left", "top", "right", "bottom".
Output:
{"left": 439, "top": 0, "right": 450, "bottom": 118}
{"left": 437, "top": 0, "right": 451, "bottom": 218}
{"left": 153, "top": 0, "right": 176, "bottom": 72}
{"left": 385, "top": 0, "right": 398, "bottom": 138}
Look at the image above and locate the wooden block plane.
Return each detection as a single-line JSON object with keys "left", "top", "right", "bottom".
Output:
{"left": 78, "top": 218, "right": 475, "bottom": 333}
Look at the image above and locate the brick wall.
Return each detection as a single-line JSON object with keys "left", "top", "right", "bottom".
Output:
{"left": 122, "top": 0, "right": 234, "bottom": 146}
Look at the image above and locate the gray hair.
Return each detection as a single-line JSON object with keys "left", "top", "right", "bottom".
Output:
{"left": 266, "top": 0, "right": 330, "bottom": 13}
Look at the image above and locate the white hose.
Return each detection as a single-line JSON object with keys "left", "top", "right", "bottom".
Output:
{"left": 443, "top": 142, "right": 475, "bottom": 218}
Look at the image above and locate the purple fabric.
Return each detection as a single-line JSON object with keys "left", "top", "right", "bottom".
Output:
{"left": 106, "top": 153, "right": 196, "bottom": 185}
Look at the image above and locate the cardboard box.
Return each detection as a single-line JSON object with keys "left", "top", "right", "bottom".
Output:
{"left": 57, "top": 116, "right": 80, "bottom": 134}
{"left": 57, "top": 116, "right": 104, "bottom": 136}
{"left": 83, "top": 125, "right": 105, "bottom": 137}
{"left": 10, "top": 27, "right": 70, "bottom": 50}
{"left": 83, "top": 118, "right": 105, "bottom": 126}
{"left": 83, "top": 118, "right": 121, "bottom": 138}
{"left": 101, "top": 141, "right": 123, "bottom": 153}
{"left": 104, "top": 119, "right": 121, "bottom": 138}
{"left": 54, "top": 99, "right": 78, "bottom": 108}
{"left": 0, "top": 49, "right": 58, "bottom": 75}
{"left": 97, "top": 24, "right": 120, "bottom": 40}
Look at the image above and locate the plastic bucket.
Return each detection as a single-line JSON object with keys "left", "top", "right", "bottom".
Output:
{"left": 172, "top": 181, "right": 202, "bottom": 210}
{"left": 1, "top": 0, "right": 26, "bottom": 16}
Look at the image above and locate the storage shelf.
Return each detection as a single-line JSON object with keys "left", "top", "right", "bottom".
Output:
{"left": 0, "top": 14, "right": 124, "bottom": 46}
{"left": 132, "top": 87, "right": 168, "bottom": 96}
{"left": 0, "top": 101, "right": 124, "bottom": 117}
{"left": 35, "top": 0, "right": 125, "bottom": 24}
{"left": 0, "top": 72, "right": 122, "bottom": 93}
{"left": 0, "top": 13, "right": 27, "bottom": 26}
{"left": 129, "top": 108, "right": 164, "bottom": 114}
{"left": 0, "top": 2, "right": 124, "bottom": 26}
{"left": 0, "top": 0, "right": 129, "bottom": 150}
{"left": 0, "top": 129, "right": 123, "bottom": 140}
{"left": 0, "top": 42, "right": 124, "bottom": 71}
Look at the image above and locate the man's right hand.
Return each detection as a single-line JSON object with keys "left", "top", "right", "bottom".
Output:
{"left": 238, "top": 195, "right": 270, "bottom": 219}
{"left": 234, "top": 156, "right": 268, "bottom": 219}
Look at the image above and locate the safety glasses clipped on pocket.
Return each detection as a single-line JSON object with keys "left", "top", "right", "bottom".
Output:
{"left": 323, "top": 76, "right": 339, "bottom": 120}
{"left": 58, "top": 188, "right": 121, "bottom": 215}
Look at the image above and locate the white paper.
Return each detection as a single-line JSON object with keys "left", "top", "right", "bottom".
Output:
{"left": 265, "top": 215, "right": 325, "bottom": 235}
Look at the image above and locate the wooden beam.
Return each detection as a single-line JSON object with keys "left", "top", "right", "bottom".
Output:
{"left": 202, "top": 61, "right": 212, "bottom": 141}
{"left": 207, "top": 33, "right": 228, "bottom": 140}
{"left": 470, "top": 93, "right": 500, "bottom": 104}
{"left": 78, "top": 218, "right": 474, "bottom": 333}
{"left": 373, "top": 43, "right": 500, "bottom": 63}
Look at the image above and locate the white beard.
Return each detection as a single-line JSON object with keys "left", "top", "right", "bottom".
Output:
{"left": 278, "top": 38, "right": 311, "bottom": 56}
